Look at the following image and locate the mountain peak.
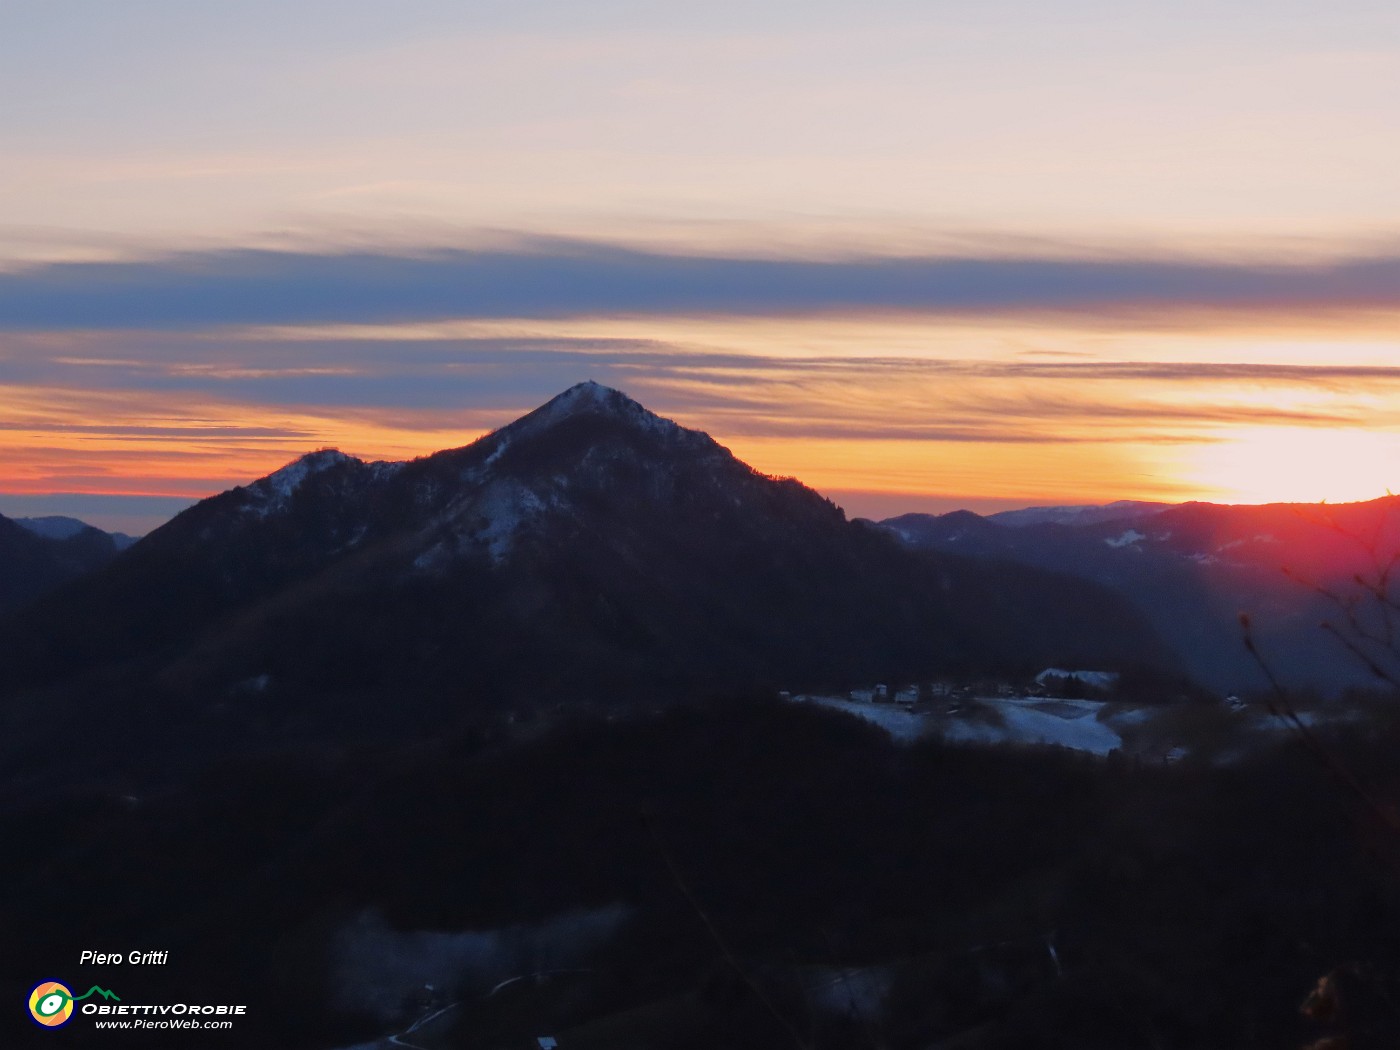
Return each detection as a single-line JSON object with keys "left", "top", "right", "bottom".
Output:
{"left": 244, "top": 448, "right": 360, "bottom": 517}
{"left": 267, "top": 447, "right": 358, "bottom": 482}
{"left": 503, "top": 381, "right": 687, "bottom": 446}
{"left": 535, "top": 380, "right": 651, "bottom": 422}
{"left": 556, "top": 379, "right": 626, "bottom": 407}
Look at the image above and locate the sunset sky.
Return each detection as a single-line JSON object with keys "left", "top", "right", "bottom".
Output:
{"left": 3, "top": 0, "right": 1399, "bottom": 533}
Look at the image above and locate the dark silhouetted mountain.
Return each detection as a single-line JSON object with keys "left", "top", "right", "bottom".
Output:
{"left": 0, "top": 512, "right": 127, "bottom": 615}
{"left": 16, "top": 514, "right": 138, "bottom": 550}
{"left": 0, "top": 383, "right": 1170, "bottom": 778}
{"left": 884, "top": 496, "right": 1400, "bottom": 693}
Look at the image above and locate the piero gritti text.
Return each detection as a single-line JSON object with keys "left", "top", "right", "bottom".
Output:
{"left": 80, "top": 949, "right": 170, "bottom": 965}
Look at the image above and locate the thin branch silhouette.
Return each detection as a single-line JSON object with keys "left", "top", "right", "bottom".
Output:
{"left": 642, "top": 812, "right": 814, "bottom": 1050}
{"left": 1241, "top": 614, "right": 1400, "bottom": 845}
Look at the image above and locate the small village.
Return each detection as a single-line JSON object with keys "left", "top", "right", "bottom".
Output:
{"left": 825, "top": 668, "right": 1123, "bottom": 712}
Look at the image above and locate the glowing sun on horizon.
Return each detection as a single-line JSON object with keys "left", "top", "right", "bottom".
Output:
{"left": 1185, "top": 426, "right": 1398, "bottom": 505}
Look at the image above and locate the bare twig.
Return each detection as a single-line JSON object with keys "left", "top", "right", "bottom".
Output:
{"left": 1241, "top": 614, "right": 1400, "bottom": 845}
{"left": 642, "top": 813, "right": 814, "bottom": 1050}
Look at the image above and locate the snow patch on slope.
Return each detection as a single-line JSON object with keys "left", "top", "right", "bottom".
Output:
{"left": 476, "top": 482, "right": 547, "bottom": 562}
{"left": 483, "top": 434, "right": 510, "bottom": 468}
{"left": 1105, "top": 529, "right": 1146, "bottom": 549}
{"left": 412, "top": 478, "right": 560, "bottom": 572}
{"left": 369, "top": 459, "right": 405, "bottom": 481}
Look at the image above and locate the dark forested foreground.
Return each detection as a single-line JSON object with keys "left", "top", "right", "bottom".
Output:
{"left": 6, "top": 694, "right": 1400, "bottom": 1050}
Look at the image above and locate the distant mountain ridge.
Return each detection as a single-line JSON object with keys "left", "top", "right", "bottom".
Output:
{"left": 883, "top": 496, "right": 1400, "bottom": 693}
{"left": 986, "top": 500, "right": 1172, "bottom": 529}
{"left": 15, "top": 515, "right": 138, "bottom": 549}
{"left": 0, "top": 512, "right": 129, "bottom": 616}
{"left": 0, "top": 383, "right": 1170, "bottom": 779}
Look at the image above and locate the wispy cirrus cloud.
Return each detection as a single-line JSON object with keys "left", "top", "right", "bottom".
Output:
{"left": 4, "top": 327, "right": 1395, "bottom": 440}
{"left": 0, "top": 421, "right": 312, "bottom": 439}
{"left": 961, "top": 360, "right": 1400, "bottom": 384}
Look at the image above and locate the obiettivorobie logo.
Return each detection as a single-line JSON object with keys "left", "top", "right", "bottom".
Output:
{"left": 27, "top": 979, "right": 247, "bottom": 1032}
{"left": 28, "top": 982, "right": 120, "bottom": 1027}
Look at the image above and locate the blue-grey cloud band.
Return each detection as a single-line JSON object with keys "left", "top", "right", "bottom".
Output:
{"left": 3, "top": 241, "right": 1400, "bottom": 330}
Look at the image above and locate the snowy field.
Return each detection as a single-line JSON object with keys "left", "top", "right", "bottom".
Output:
{"left": 796, "top": 694, "right": 934, "bottom": 742}
{"left": 793, "top": 694, "right": 1126, "bottom": 752}
{"left": 792, "top": 691, "right": 1360, "bottom": 763}
{"left": 940, "top": 697, "right": 1123, "bottom": 755}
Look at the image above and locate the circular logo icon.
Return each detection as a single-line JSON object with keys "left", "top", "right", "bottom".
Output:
{"left": 29, "top": 982, "right": 74, "bottom": 1027}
